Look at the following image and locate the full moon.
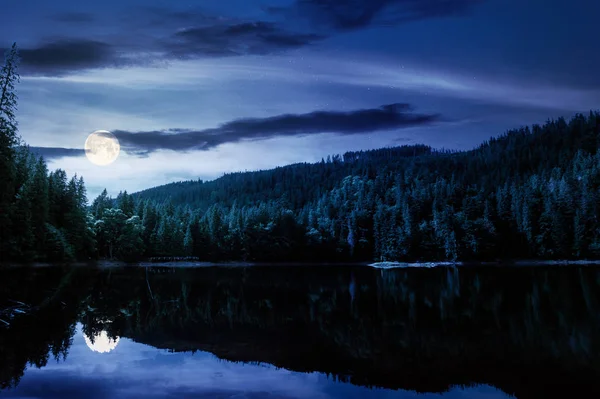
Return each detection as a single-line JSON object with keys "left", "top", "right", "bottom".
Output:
{"left": 84, "top": 130, "right": 120, "bottom": 166}
{"left": 83, "top": 330, "right": 120, "bottom": 353}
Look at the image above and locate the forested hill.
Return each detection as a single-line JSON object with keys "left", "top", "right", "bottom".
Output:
{"left": 103, "top": 111, "right": 600, "bottom": 263}
{"left": 134, "top": 144, "right": 435, "bottom": 210}
{"left": 134, "top": 113, "right": 600, "bottom": 212}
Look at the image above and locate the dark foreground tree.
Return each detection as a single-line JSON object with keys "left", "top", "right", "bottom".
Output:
{"left": 0, "top": 44, "right": 95, "bottom": 263}
{"left": 0, "top": 43, "right": 20, "bottom": 259}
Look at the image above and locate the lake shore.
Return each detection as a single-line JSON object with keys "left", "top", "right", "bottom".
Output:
{"left": 4, "top": 259, "right": 600, "bottom": 269}
{"left": 368, "top": 260, "right": 600, "bottom": 268}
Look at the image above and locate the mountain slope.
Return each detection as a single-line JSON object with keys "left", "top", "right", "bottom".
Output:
{"left": 134, "top": 112, "right": 600, "bottom": 211}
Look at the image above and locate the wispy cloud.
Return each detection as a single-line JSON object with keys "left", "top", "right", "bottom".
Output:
{"left": 9, "top": 8, "right": 325, "bottom": 77}
{"left": 29, "top": 146, "right": 85, "bottom": 160}
{"left": 24, "top": 53, "right": 600, "bottom": 112}
{"left": 267, "top": 0, "right": 484, "bottom": 31}
{"left": 112, "top": 103, "right": 439, "bottom": 154}
{"left": 166, "top": 22, "right": 324, "bottom": 59}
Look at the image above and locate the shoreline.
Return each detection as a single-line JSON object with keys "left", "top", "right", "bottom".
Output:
{"left": 4, "top": 259, "right": 600, "bottom": 269}
{"left": 368, "top": 260, "right": 600, "bottom": 269}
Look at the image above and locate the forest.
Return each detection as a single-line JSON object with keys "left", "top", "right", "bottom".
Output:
{"left": 2, "top": 44, "right": 600, "bottom": 263}
{"left": 97, "top": 112, "right": 600, "bottom": 263}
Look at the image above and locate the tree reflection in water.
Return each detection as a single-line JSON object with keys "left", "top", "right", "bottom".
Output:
{"left": 1, "top": 264, "right": 600, "bottom": 398}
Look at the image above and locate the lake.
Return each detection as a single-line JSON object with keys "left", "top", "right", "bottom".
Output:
{"left": 1, "top": 264, "right": 599, "bottom": 398}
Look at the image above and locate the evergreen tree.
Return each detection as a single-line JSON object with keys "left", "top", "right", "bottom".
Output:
{"left": 0, "top": 43, "right": 20, "bottom": 259}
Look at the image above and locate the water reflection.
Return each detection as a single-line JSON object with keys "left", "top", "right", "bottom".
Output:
{"left": 1, "top": 264, "right": 600, "bottom": 398}
{"left": 2, "top": 323, "right": 510, "bottom": 399}
{"left": 83, "top": 330, "right": 120, "bottom": 354}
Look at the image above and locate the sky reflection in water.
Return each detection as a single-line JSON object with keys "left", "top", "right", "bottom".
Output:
{"left": 4, "top": 323, "right": 510, "bottom": 399}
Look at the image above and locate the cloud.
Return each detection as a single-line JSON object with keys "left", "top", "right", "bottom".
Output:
{"left": 8, "top": 1, "right": 482, "bottom": 76}
{"left": 166, "top": 22, "right": 324, "bottom": 59}
{"left": 29, "top": 146, "right": 85, "bottom": 160}
{"left": 11, "top": 21, "right": 323, "bottom": 76}
{"left": 16, "top": 39, "right": 146, "bottom": 76}
{"left": 268, "top": 0, "right": 484, "bottom": 31}
{"left": 113, "top": 103, "right": 440, "bottom": 153}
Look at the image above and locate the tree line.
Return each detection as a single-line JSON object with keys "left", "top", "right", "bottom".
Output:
{"left": 92, "top": 112, "right": 600, "bottom": 262}
{"left": 3, "top": 43, "right": 600, "bottom": 263}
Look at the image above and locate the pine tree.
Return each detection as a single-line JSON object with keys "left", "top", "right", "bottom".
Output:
{"left": 96, "top": 208, "right": 128, "bottom": 259}
{"left": 29, "top": 157, "right": 49, "bottom": 255}
{"left": 0, "top": 43, "right": 20, "bottom": 258}
{"left": 117, "top": 215, "right": 145, "bottom": 261}
{"left": 91, "top": 189, "right": 111, "bottom": 219}
{"left": 183, "top": 223, "right": 194, "bottom": 256}
{"left": 116, "top": 190, "right": 135, "bottom": 217}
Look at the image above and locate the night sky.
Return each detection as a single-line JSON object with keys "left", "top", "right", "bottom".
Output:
{"left": 1, "top": 0, "right": 599, "bottom": 198}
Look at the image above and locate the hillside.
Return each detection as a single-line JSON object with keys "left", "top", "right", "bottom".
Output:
{"left": 88, "top": 112, "right": 600, "bottom": 262}
{"left": 133, "top": 144, "right": 436, "bottom": 210}
{"left": 134, "top": 113, "right": 600, "bottom": 212}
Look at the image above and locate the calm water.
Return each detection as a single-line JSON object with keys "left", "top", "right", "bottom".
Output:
{"left": 1, "top": 264, "right": 600, "bottom": 399}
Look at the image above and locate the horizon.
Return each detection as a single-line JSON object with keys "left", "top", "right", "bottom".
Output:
{"left": 31, "top": 112, "right": 597, "bottom": 201}
{"left": 3, "top": 0, "right": 600, "bottom": 199}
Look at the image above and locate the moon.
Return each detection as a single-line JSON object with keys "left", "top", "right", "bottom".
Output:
{"left": 84, "top": 130, "right": 120, "bottom": 166}
{"left": 83, "top": 330, "right": 120, "bottom": 353}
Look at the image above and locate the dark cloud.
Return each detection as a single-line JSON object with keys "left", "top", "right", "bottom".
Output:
{"left": 12, "top": 22, "right": 323, "bottom": 76}
{"left": 11, "top": 1, "right": 481, "bottom": 76}
{"left": 29, "top": 147, "right": 85, "bottom": 160}
{"left": 168, "top": 22, "right": 324, "bottom": 58}
{"left": 268, "top": 0, "right": 484, "bottom": 31}
{"left": 52, "top": 12, "right": 96, "bottom": 23}
{"left": 16, "top": 39, "right": 144, "bottom": 76}
{"left": 113, "top": 103, "right": 440, "bottom": 154}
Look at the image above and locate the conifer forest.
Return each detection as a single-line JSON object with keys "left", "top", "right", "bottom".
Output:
{"left": 2, "top": 44, "right": 600, "bottom": 264}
